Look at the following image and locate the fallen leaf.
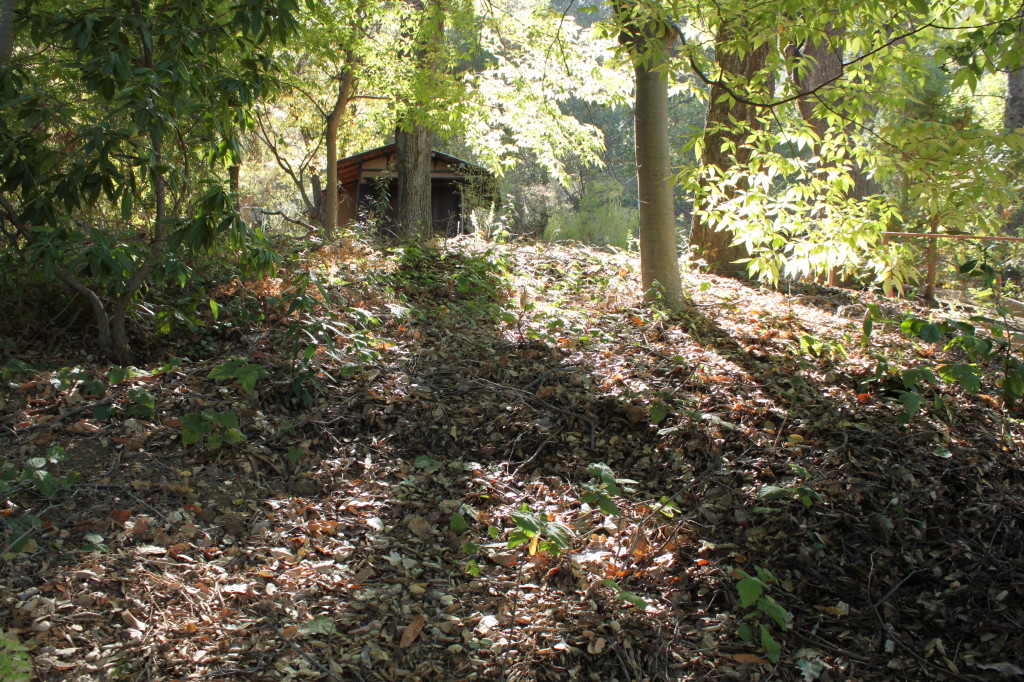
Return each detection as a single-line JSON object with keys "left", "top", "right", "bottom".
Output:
{"left": 399, "top": 614, "right": 426, "bottom": 648}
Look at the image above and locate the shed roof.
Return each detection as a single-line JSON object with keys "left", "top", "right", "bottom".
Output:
{"left": 335, "top": 144, "right": 491, "bottom": 186}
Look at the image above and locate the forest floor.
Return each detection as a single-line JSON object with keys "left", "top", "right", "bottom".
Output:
{"left": 1, "top": 236, "right": 1023, "bottom": 681}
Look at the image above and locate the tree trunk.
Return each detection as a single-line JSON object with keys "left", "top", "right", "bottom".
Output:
{"left": 688, "top": 24, "right": 773, "bottom": 278}
{"left": 789, "top": 26, "right": 878, "bottom": 197}
{"left": 0, "top": 0, "right": 18, "bottom": 65}
{"left": 633, "top": 31, "right": 683, "bottom": 309}
{"left": 228, "top": 164, "right": 240, "bottom": 206}
{"left": 310, "top": 174, "right": 324, "bottom": 227}
{"left": 1004, "top": 28, "right": 1024, "bottom": 235}
{"left": 393, "top": 0, "right": 441, "bottom": 242}
{"left": 1006, "top": 32, "right": 1024, "bottom": 132}
{"left": 324, "top": 57, "right": 356, "bottom": 241}
{"left": 395, "top": 123, "right": 433, "bottom": 239}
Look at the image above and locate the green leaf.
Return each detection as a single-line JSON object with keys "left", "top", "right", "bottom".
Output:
{"left": 938, "top": 364, "right": 982, "bottom": 393}
{"left": 597, "top": 495, "right": 620, "bottom": 516}
{"left": 918, "top": 324, "right": 942, "bottom": 343}
{"left": 213, "top": 411, "right": 239, "bottom": 429}
{"left": 25, "top": 467, "right": 57, "bottom": 498}
{"left": 758, "top": 595, "right": 792, "bottom": 629}
{"left": 648, "top": 401, "right": 669, "bottom": 424}
{"left": 286, "top": 447, "right": 304, "bottom": 463}
{"left": 737, "top": 623, "right": 755, "bottom": 642}
{"left": 298, "top": 615, "right": 337, "bottom": 636}
{"left": 511, "top": 510, "right": 541, "bottom": 534}
{"left": 617, "top": 590, "right": 648, "bottom": 610}
{"left": 462, "top": 541, "right": 480, "bottom": 554}
{"left": 450, "top": 512, "right": 469, "bottom": 533}
{"left": 737, "top": 575, "right": 764, "bottom": 608}
{"left": 544, "top": 521, "right": 572, "bottom": 553}
{"left": 466, "top": 559, "right": 481, "bottom": 577}
{"left": 0, "top": 631, "right": 32, "bottom": 681}
{"left": 507, "top": 529, "right": 531, "bottom": 549}
{"left": 897, "top": 391, "right": 924, "bottom": 421}
{"left": 760, "top": 625, "right": 782, "bottom": 662}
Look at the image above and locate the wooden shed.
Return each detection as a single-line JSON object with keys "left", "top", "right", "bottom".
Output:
{"left": 334, "top": 144, "right": 495, "bottom": 236}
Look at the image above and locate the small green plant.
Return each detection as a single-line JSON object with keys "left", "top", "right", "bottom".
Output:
{"left": 734, "top": 566, "right": 793, "bottom": 663}
{"left": 1, "top": 446, "right": 80, "bottom": 553}
{"left": 507, "top": 504, "right": 572, "bottom": 556}
{"left": 580, "top": 462, "right": 637, "bottom": 515}
{"left": 0, "top": 632, "right": 31, "bottom": 681}
{"left": 208, "top": 357, "right": 269, "bottom": 394}
{"left": 862, "top": 272, "right": 1024, "bottom": 421}
{"left": 180, "top": 410, "right": 244, "bottom": 450}
{"left": 796, "top": 333, "right": 848, "bottom": 360}
{"left": 756, "top": 465, "right": 821, "bottom": 510}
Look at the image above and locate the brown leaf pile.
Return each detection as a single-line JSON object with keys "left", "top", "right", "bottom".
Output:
{"left": 0, "top": 237, "right": 1021, "bottom": 681}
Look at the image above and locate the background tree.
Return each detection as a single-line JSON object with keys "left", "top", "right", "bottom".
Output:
{"left": 0, "top": 0, "right": 297, "bottom": 363}
{"left": 613, "top": 0, "right": 684, "bottom": 309}
{"left": 688, "top": 10, "right": 775, "bottom": 277}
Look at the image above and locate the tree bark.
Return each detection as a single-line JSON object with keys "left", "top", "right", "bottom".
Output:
{"left": 789, "top": 26, "right": 878, "bottom": 198}
{"left": 1004, "top": 26, "right": 1024, "bottom": 234}
{"left": 1006, "top": 34, "right": 1024, "bottom": 132}
{"left": 0, "top": 0, "right": 18, "bottom": 65}
{"left": 633, "top": 30, "right": 683, "bottom": 309}
{"left": 395, "top": 123, "right": 433, "bottom": 239}
{"left": 688, "top": 23, "right": 773, "bottom": 278}
{"left": 324, "top": 55, "right": 356, "bottom": 241}
{"left": 394, "top": 0, "right": 441, "bottom": 242}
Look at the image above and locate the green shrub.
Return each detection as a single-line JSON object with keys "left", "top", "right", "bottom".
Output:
{"left": 544, "top": 180, "right": 637, "bottom": 249}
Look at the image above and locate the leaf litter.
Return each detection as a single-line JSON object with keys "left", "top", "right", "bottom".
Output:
{"left": 0, "top": 236, "right": 1022, "bottom": 680}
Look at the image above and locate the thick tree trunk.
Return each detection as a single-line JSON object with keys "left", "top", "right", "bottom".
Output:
{"left": 689, "top": 25, "right": 773, "bottom": 278}
{"left": 0, "top": 0, "right": 18, "bottom": 65}
{"left": 324, "top": 58, "right": 356, "bottom": 241}
{"left": 789, "top": 26, "right": 878, "bottom": 197}
{"left": 393, "top": 0, "right": 441, "bottom": 242}
{"left": 395, "top": 124, "right": 433, "bottom": 239}
{"left": 633, "top": 32, "right": 683, "bottom": 309}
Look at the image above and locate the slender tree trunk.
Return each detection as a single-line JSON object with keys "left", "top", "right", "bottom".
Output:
{"left": 324, "top": 56, "right": 356, "bottom": 241}
{"left": 0, "top": 0, "right": 18, "bottom": 65}
{"left": 107, "top": 29, "right": 173, "bottom": 365}
{"left": 228, "top": 164, "right": 240, "bottom": 206}
{"left": 633, "top": 31, "right": 683, "bottom": 309}
{"left": 688, "top": 23, "right": 773, "bottom": 278}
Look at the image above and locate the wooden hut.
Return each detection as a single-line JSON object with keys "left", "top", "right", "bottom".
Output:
{"left": 334, "top": 144, "right": 495, "bottom": 236}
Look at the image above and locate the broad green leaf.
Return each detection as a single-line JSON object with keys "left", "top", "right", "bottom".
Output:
{"left": 449, "top": 512, "right": 469, "bottom": 533}
{"left": 648, "top": 401, "right": 669, "bottom": 424}
{"left": 760, "top": 625, "right": 782, "bottom": 662}
{"left": 758, "top": 595, "right": 792, "bottom": 629}
{"left": 737, "top": 575, "right": 764, "bottom": 608}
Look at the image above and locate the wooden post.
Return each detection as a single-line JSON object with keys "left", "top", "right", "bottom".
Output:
{"left": 923, "top": 218, "right": 939, "bottom": 305}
